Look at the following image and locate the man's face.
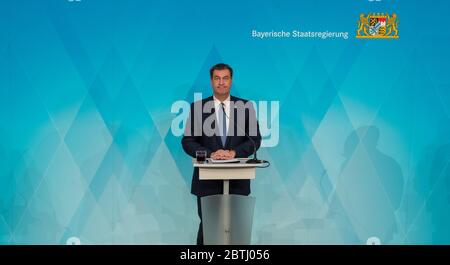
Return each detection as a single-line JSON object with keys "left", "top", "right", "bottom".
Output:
{"left": 211, "top": 69, "right": 232, "bottom": 97}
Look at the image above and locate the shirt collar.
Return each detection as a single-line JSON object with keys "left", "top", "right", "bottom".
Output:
{"left": 213, "top": 95, "right": 231, "bottom": 109}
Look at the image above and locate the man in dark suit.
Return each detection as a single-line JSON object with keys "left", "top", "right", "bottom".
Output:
{"left": 181, "top": 63, "right": 261, "bottom": 245}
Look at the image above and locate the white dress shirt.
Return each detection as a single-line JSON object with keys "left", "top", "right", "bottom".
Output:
{"left": 213, "top": 95, "right": 230, "bottom": 136}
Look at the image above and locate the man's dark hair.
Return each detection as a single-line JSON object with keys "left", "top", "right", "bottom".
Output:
{"left": 209, "top": 63, "right": 233, "bottom": 79}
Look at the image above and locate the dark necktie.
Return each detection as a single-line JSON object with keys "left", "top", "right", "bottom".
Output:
{"left": 220, "top": 103, "right": 227, "bottom": 146}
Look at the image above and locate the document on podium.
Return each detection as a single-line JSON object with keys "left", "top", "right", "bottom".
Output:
{"left": 209, "top": 158, "right": 240, "bottom": 164}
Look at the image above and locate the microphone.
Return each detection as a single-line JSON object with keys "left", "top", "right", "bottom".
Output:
{"left": 222, "top": 104, "right": 268, "bottom": 165}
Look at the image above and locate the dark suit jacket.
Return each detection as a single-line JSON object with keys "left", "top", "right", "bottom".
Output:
{"left": 182, "top": 95, "right": 262, "bottom": 197}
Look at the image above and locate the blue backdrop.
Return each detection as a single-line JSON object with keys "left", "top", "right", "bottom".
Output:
{"left": 1, "top": 0, "right": 450, "bottom": 244}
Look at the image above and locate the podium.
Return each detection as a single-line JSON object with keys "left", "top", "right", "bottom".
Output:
{"left": 193, "top": 158, "right": 265, "bottom": 245}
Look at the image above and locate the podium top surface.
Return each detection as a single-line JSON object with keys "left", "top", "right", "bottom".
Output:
{"left": 193, "top": 158, "right": 264, "bottom": 168}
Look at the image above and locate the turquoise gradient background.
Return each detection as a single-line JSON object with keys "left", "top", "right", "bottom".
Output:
{"left": 1, "top": 0, "right": 450, "bottom": 244}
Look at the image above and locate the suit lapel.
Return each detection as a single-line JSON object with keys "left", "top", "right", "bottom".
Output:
{"left": 224, "top": 100, "right": 237, "bottom": 149}
{"left": 201, "top": 98, "right": 221, "bottom": 148}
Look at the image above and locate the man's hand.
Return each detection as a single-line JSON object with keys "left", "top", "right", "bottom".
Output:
{"left": 211, "top": 149, "right": 236, "bottom": 160}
